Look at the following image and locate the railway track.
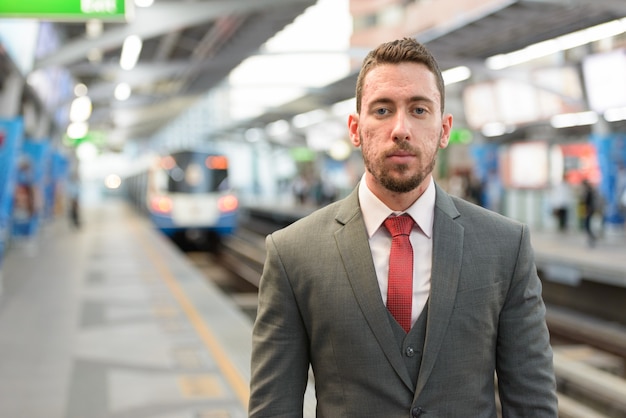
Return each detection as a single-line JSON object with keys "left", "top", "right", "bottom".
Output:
{"left": 208, "top": 220, "right": 626, "bottom": 417}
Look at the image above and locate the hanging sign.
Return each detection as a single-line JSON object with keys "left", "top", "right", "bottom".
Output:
{"left": 0, "top": 0, "right": 130, "bottom": 21}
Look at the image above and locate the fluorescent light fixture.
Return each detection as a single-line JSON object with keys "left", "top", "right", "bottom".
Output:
{"left": 604, "top": 106, "right": 626, "bottom": 122}
{"left": 104, "top": 174, "right": 122, "bottom": 190}
{"left": 244, "top": 128, "right": 264, "bottom": 143}
{"left": 443, "top": 66, "right": 471, "bottom": 85}
{"left": 328, "top": 140, "right": 352, "bottom": 161}
{"left": 114, "top": 83, "right": 131, "bottom": 101}
{"left": 481, "top": 122, "right": 510, "bottom": 137}
{"left": 550, "top": 111, "right": 598, "bottom": 129}
{"left": 120, "top": 35, "right": 142, "bottom": 70}
{"left": 76, "top": 141, "right": 98, "bottom": 162}
{"left": 87, "top": 48, "right": 103, "bottom": 63}
{"left": 331, "top": 97, "right": 356, "bottom": 116}
{"left": 69, "top": 96, "right": 92, "bottom": 123}
{"left": 292, "top": 109, "right": 327, "bottom": 128}
{"left": 67, "top": 122, "right": 89, "bottom": 139}
{"left": 86, "top": 19, "right": 103, "bottom": 38}
{"left": 74, "top": 83, "right": 88, "bottom": 97}
{"left": 487, "top": 17, "right": 626, "bottom": 70}
{"left": 266, "top": 119, "right": 290, "bottom": 137}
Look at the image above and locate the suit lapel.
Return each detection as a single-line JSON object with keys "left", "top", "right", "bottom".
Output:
{"left": 416, "top": 186, "right": 464, "bottom": 394}
{"left": 334, "top": 189, "right": 414, "bottom": 390}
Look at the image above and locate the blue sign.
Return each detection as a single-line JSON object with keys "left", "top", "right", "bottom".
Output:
{"left": 12, "top": 140, "right": 50, "bottom": 237}
{"left": 0, "top": 118, "right": 24, "bottom": 270}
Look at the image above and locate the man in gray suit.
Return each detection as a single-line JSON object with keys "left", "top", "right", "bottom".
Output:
{"left": 249, "top": 37, "right": 557, "bottom": 417}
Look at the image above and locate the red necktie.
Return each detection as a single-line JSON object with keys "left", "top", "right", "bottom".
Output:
{"left": 384, "top": 214, "right": 414, "bottom": 333}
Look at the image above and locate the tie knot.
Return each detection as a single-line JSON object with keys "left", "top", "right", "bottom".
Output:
{"left": 384, "top": 214, "right": 414, "bottom": 237}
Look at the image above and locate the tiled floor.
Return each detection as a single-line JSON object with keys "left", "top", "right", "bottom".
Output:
{"left": 0, "top": 200, "right": 252, "bottom": 418}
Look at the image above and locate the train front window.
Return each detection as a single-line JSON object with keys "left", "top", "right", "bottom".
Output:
{"left": 162, "top": 152, "right": 229, "bottom": 193}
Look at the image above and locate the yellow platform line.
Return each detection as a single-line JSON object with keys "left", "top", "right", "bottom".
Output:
{"left": 135, "top": 225, "right": 250, "bottom": 408}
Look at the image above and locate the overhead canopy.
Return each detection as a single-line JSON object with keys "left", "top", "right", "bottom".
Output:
{"left": 24, "top": 0, "right": 626, "bottom": 143}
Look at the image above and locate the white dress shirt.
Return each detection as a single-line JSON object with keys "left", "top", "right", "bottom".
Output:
{"left": 358, "top": 175, "right": 435, "bottom": 328}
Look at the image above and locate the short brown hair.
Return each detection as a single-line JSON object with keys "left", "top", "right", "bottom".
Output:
{"left": 355, "top": 37, "right": 445, "bottom": 114}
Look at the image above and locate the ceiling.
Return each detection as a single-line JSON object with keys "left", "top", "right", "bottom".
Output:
{"left": 235, "top": 0, "right": 626, "bottom": 134}
{"left": 30, "top": 0, "right": 626, "bottom": 146}
{"left": 33, "top": 0, "right": 317, "bottom": 142}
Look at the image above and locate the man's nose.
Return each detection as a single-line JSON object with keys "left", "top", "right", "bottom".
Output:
{"left": 392, "top": 113, "right": 410, "bottom": 141}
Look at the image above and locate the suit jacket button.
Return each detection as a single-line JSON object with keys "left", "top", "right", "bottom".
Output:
{"left": 405, "top": 346, "right": 415, "bottom": 357}
{"left": 412, "top": 406, "right": 425, "bottom": 417}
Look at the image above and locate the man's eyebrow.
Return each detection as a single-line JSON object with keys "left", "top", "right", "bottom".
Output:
{"left": 409, "top": 95, "right": 436, "bottom": 105}
{"left": 368, "top": 96, "right": 436, "bottom": 107}
{"left": 368, "top": 97, "right": 394, "bottom": 107}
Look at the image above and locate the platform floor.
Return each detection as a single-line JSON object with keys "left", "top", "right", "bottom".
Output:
{"left": 0, "top": 198, "right": 625, "bottom": 418}
{"left": 0, "top": 200, "right": 253, "bottom": 418}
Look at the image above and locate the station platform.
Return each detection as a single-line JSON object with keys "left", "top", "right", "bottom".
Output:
{"left": 0, "top": 199, "right": 254, "bottom": 418}
{"left": 247, "top": 202, "right": 626, "bottom": 289}
{"left": 0, "top": 198, "right": 625, "bottom": 418}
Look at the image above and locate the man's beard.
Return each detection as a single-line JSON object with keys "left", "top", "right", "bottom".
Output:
{"left": 362, "top": 134, "right": 439, "bottom": 194}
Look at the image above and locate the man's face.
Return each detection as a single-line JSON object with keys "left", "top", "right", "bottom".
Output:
{"left": 349, "top": 62, "right": 452, "bottom": 198}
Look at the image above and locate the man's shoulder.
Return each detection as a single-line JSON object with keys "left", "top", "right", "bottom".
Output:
{"left": 272, "top": 199, "right": 347, "bottom": 239}
{"left": 447, "top": 193, "right": 524, "bottom": 231}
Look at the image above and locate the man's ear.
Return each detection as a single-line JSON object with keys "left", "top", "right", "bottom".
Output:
{"left": 439, "top": 113, "right": 453, "bottom": 149}
{"left": 348, "top": 113, "right": 360, "bottom": 147}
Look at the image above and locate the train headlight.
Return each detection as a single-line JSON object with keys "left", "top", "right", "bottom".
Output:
{"left": 218, "top": 195, "right": 238, "bottom": 212}
{"left": 150, "top": 196, "right": 173, "bottom": 214}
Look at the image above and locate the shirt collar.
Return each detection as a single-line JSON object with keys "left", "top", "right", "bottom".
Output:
{"left": 358, "top": 174, "right": 435, "bottom": 239}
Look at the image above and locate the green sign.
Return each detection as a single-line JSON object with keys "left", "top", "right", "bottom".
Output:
{"left": 290, "top": 147, "right": 317, "bottom": 162}
{"left": 449, "top": 128, "right": 473, "bottom": 145}
{"left": 0, "top": 0, "right": 129, "bottom": 21}
{"left": 63, "top": 130, "right": 107, "bottom": 148}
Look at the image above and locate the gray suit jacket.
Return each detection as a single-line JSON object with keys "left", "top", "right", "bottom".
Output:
{"left": 249, "top": 184, "right": 557, "bottom": 417}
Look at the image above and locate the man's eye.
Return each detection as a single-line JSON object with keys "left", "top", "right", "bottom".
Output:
{"left": 375, "top": 108, "right": 389, "bottom": 116}
{"left": 414, "top": 108, "right": 426, "bottom": 115}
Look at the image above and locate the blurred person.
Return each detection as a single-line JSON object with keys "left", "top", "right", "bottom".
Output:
{"left": 550, "top": 175, "right": 573, "bottom": 232}
{"left": 317, "top": 174, "right": 338, "bottom": 206}
{"left": 617, "top": 163, "right": 626, "bottom": 217}
{"left": 484, "top": 168, "right": 503, "bottom": 213}
{"left": 12, "top": 158, "right": 36, "bottom": 236}
{"left": 292, "top": 174, "right": 309, "bottom": 205}
{"left": 67, "top": 171, "right": 81, "bottom": 229}
{"left": 581, "top": 179, "right": 598, "bottom": 247}
{"left": 446, "top": 169, "right": 467, "bottom": 199}
{"left": 249, "top": 37, "right": 557, "bottom": 417}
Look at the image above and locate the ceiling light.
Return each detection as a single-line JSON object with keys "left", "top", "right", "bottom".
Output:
{"left": 481, "top": 122, "right": 512, "bottom": 137}
{"left": 114, "top": 83, "right": 131, "bottom": 101}
{"left": 67, "top": 122, "right": 89, "bottom": 139}
{"left": 443, "top": 66, "right": 471, "bottom": 85}
{"left": 604, "top": 106, "right": 626, "bottom": 122}
{"left": 87, "top": 48, "right": 103, "bottom": 63}
{"left": 550, "top": 111, "right": 598, "bottom": 129}
{"left": 244, "top": 128, "right": 264, "bottom": 143}
{"left": 74, "top": 83, "right": 88, "bottom": 97}
{"left": 76, "top": 141, "right": 98, "bottom": 162}
{"left": 328, "top": 140, "right": 352, "bottom": 161}
{"left": 331, "top": 98, "right": 356, "bottom": 116}
{"left": 86, "top": 19, "right": 102, "bottom": 38}
{"left": 104, "top": 174, "right": 122, "bottom": 190}
{"left": 135, "top": 0, "right": 154, "bottom": 7}
{"left": 266, "top": 119, "right": 290, "bottom": 137}
{"left": 69, "top": 96, "right": 92, "bottom": 123}
{"left": 292, "top": 109, "right": 327, "bottom": 128}
{"left": 120, "top": 35, "right": 142, "bottom": 70}
{"left": 486, "top": 17, "right": 626, "bottom": 70}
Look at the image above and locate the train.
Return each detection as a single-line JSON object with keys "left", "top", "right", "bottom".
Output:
{"left": 126, "top": 149, "right": 238, "bottom": 251}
